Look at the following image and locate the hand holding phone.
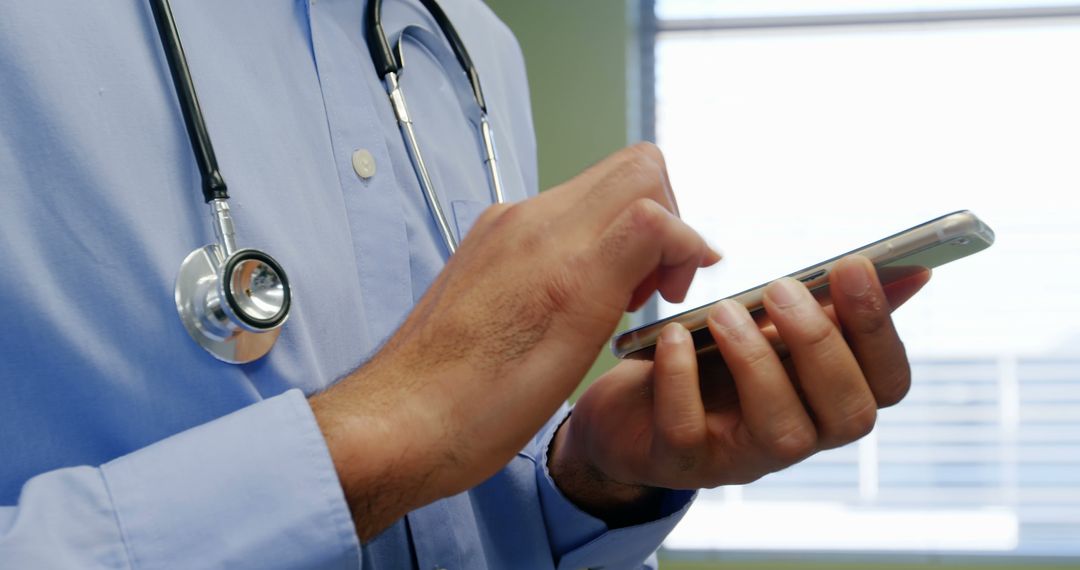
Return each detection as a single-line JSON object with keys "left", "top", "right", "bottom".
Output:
{"left": 612, "top": 210, "right": 995, "bottom": 360}
{"left": 563, "top": 251, "right": 934, "bottom": 499}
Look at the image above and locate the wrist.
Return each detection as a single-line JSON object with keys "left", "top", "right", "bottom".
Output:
{"left": 547, "top": 413, "right": 664, "bottom": 528}
{"left": 309, "top": 364, "right": 441, "bottom": 542}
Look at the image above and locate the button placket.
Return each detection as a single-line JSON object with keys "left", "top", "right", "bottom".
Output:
{"left": 304, "top": 0, "right": 414, "bottom": 342}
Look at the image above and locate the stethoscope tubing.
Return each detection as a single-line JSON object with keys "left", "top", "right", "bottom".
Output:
{"left": 148, "top": 0, "right": 228, "bottom": 203}
{"left": 152, "top": 0, "right": 503, "bottom": 362}
{"left": 366, "top": 0, "right": 488, "bottom": 113}
{"left": 384, "top": 71, "right": 461, "bottom": 254}
{"left": 366, "top": 0, "right": 507, "bottom": 256}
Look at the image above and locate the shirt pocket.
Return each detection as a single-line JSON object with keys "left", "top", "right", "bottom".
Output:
{"left": 451, "top": 199, "right": 489, "bottom": 243}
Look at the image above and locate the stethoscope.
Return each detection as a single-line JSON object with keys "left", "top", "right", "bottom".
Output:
{"left": 152, "top": 0, "right": 505, "bottom": 364}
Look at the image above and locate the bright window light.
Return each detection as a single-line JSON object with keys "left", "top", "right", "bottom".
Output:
{"left": 658, "top": 0, "right": 1080, "bottom": 20}
{"left": 654, "top": 8, "right": 1080, "bottom": 558}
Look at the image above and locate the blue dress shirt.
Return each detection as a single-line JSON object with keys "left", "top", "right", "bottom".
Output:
{"left": 0, "top": 1, "right": 693, "bottom": 568}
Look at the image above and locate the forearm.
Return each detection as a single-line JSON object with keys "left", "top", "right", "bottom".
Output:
{"left": 314, "top": 376, "right": 665, "bottom": 544}
{"left": 308, "top": 362, "right": 438, "bottom": 543}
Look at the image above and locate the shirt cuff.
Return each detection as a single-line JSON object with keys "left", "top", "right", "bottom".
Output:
{"left": 100, "top": 389, "right": 360, "bottom": 569}
{"left": 535, "top": 408, "right": 696, "bottom": 569}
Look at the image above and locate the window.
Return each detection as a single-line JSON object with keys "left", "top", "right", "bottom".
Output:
{"left": 651, "top": 0, "right": 1080, "bottom": 559}
{"left": 658, "top": 0, "right": 1080, "bottom": 19}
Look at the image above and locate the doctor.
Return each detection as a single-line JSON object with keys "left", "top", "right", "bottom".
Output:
{"left": 0, "top": 0, "right": 928, "bottom": 568}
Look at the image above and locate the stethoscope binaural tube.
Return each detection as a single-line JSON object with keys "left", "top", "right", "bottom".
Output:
{"left": 149, "top": 0, "right": 291, "bottom": 364}
{"left": 365, "top": 0, "right": 506, "bottom": 256}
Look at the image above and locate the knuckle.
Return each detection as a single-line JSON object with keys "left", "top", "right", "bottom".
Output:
{"left": 518, "top": 221, "right": 549, "bottom": 259}
{"left": 662, "top": 421, "right": 707, "bottom": 454}
{"left": 623, "top": 143, "right": 665, "bottom": 181}
{"left": 800, "top": 318, "right": 839, "bottom": 350}
{"left": 495, "top": 202, "right": 548, "bottom": 256}
{"left": 715, "top": 321, "right": 776, "bottom": 372}
{"left": 850, "top": 303, "right": 891, "bottom": 336}
{"left": 475, "top": 202, "right": 512, "bottom": 228}
{"left": 765, "top": 426, "right": 817, "bottom": 463}
{"left": 660, "top": 362, "right": 698, "bottom": 386}
{"left": 486, "top": 201, "right": 527, "bottom": 236}
{"left": 626, "top": 198, "right": 666, "bottom": 232}
{"left": 832, "top": 402, "right": 878, "bottom": 444}
{"left": 710, "top": 310, "right": 751, "bottom": 344}
{"left": 628, "top": 141, "right": 665, "bottom": 165}
{"left": 737, "top": 342, "right": 775, "bottom": 369}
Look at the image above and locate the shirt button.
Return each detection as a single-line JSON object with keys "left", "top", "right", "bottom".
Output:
{"left": 352, "top": 148, "right": 376, "bottom": 179}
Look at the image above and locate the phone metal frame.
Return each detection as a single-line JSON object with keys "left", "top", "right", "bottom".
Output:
{"left": 611, "top": 210, "right": 995, "bottom": 360}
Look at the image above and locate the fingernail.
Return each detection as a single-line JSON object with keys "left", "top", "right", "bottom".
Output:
{"left": 835, "top": 257, "right": 872, "bottom": 297}
{"left": 708, "top": 299, "right": 749, "bottom": 330}
{"left": 660, "top": 323, "right": 689, "bottom": 344}
{"left": 766, "top": 278, "right": 808, "bottom": 308}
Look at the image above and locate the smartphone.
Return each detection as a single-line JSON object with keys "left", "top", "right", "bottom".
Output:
{"left": 611, "top": 210, "right": 995, "bottom": 360}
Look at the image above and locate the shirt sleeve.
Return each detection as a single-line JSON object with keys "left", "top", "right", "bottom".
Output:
{"left": 0, "top": 389, "right": 361, "bottom": 570}
{"left": 532, "top": 406, "right": 696, "bottom": 570}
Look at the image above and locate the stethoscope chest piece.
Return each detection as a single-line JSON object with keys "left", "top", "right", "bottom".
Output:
{"left": 157, "top": 0, "right": 493, "bottom": 364}
{"left": 151, "top": 0, "right": 292, "bottom": 364}
{"left": 175, "top": 243, "right": 290, "bottom": 364}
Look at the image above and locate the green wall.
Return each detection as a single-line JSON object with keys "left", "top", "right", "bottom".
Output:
{"left": 483, "top": 0, "right": 637, "bottom": 392}
{"left": 483, "top": 0, "right": 635, "bottom": 190}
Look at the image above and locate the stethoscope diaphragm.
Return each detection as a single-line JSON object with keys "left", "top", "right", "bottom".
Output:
{"left": 174, "top": 242, "right": 289, "bottom": 362}
{"left": 175, "top": 243, "right": 290, "bottom": 364}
